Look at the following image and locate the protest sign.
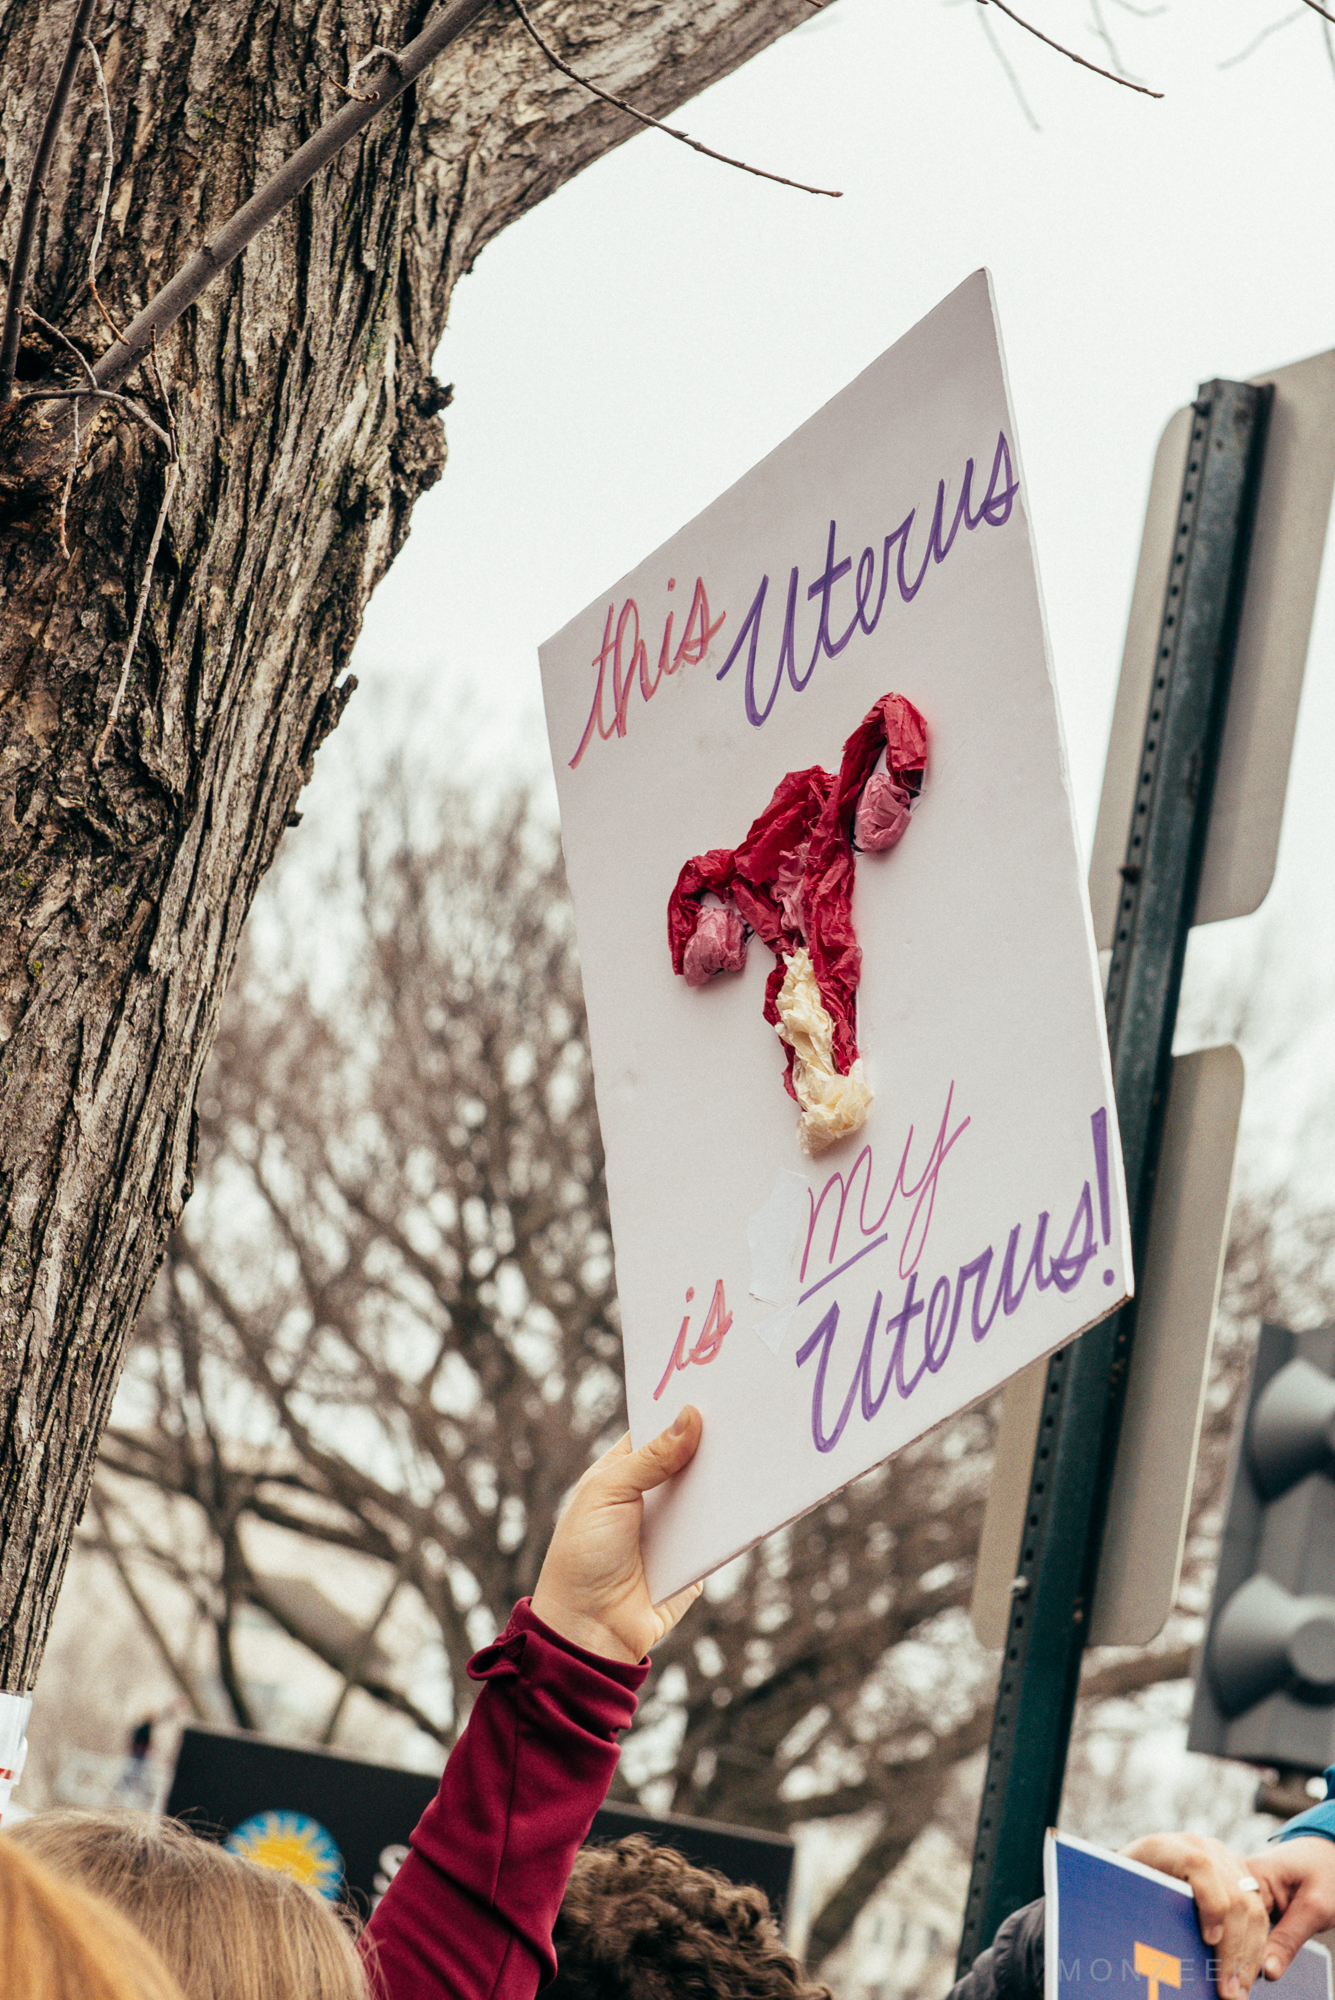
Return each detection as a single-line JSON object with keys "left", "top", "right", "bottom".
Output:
{"left": 1045, "top": 1833, "right": 1331, "bottom": 2000}
{"left": 0, "top": 1691, "right": 29, "bottom": 1827}
{"left": 167, "top": 1726, "right": 793, "bottom": 1916}
{"left": 539, "top": 271, "right": 1131, "bottom": 1601}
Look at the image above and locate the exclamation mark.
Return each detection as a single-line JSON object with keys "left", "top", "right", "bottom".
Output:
{"left": 1091, "top": 1106, "right": 1114, "bottom": 1286}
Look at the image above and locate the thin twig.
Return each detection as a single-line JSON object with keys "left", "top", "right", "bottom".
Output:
{"left": 318, "top": 1560, "right": 407, "bottom": 1745}
{"left": 0, "top": 0, "right": 100, "bottom": 405}
{"left": 1086, "top": 0, "right": 1140, "bottom": 81}
{"left": 1302, "top": 0, "right": 1335, "bottom": 26}
{"left": 88, "top": 1496, "right": 208, "bottom": 1720}
{"left": 1218, "top": 11, "right": 1303, "bottom": 68}
{"left": 145, "top": 326, "right": 179, "bottom": 461}
{"left": 343, "top": 44, "right": 404, "bottom": 99}
{"left": 83, "top": 35, "right": 115, "bottom": 288}
{"left": 511, "top": 0, "right": 842, "bottom": 196}
{"left": 94, "top": 457, "right": 180, "bottom": 766}
{"left": 976, "top": 7, "right": 1041, "bottom": 129}
{"left": 24, "top": 309, "right": 97, "bottom": 388}
{"left": 976, "top": 0, "right": 1164, "bottom": 95}
{"left": 25, "top": 311, "right": 97, "bottom": 561}
{"left": 89, "top": 332, "right": 182, "bottom": 757}
{"left": 89, "top": 281, "right": 127, "bottom": 345}
{"left": 32, "top": 41, "right": 127, "bottom": 566}
{"left": 1324, "top": 14, "right": 1335, "bottom": 77}
{"left": 12, "top": 385, "right": 171, "bottom": 451}
{"left": 0, "top": 22, "right": 126, "bottom": 556}
{"left": 57, "top": 389, "right": 81, "bottom": 557}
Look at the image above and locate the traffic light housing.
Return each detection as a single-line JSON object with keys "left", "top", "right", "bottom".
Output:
{"left": 1189, "top": 1322, "right": 1335, "bottom": 1770}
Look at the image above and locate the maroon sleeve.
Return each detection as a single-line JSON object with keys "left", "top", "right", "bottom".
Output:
{"left": 362, "top": 1600, "right": 647, "bottom": 2000}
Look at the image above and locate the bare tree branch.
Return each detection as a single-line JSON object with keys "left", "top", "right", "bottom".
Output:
{"left": 975, "top": 8, "right": 1042, "bottom": 130}
{"left": 79, "top": 0, "right": 495, "bottom": 402}
{"left": 11, "top": 385, "right": 171, "bottom": 450}
{"left": 976, "top": 0, "right": 1164, "bottom": 96}
{"left": 86, "top": 1494, "right": 210, "bottom": 1720}
{"left": 1218, "top": 12, "right": 1304, "bottom": 69}
{"left": 510, "top": 0, "right": 842, "bottom": 198}
{"left": 82, "top": 34, "right": 115, "bottom": 303}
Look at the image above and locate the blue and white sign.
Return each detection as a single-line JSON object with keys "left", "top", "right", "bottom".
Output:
{"left": 1046, "top": 1833, "right": 1331, "bottom": 2000}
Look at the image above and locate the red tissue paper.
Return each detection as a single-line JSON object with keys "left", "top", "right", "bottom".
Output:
{"left": 667, "top": 693, "right": 928, "bottom": 1152}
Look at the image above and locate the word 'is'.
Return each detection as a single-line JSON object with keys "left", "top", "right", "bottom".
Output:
{"left": 654, "top": 1281, "right": 733, "bottom": 1401}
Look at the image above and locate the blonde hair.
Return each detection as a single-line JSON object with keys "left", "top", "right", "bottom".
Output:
{"left": 11, "top": 1809, "right": 370, "bottom": 2000}
{"left": 0, "top": 1832, "right": 186, "bottom": 2000}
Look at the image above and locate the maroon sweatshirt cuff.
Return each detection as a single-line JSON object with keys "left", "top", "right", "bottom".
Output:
{"left": 469, "top": 1598, "right": 649, "bottom": 1702}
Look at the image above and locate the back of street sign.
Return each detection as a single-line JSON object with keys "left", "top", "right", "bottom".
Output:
{"left": 972, "top": 1040, "right": 1244, "bottom": 1650}
{"left": 1090, "top": 348, "right": 1335, "bottom": 943}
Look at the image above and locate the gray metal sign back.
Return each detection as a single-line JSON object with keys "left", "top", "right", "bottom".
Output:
{"left": 1091, "top": 350, "right": 1335, "bottom": 945}
{"left": 971, "top": 1041, "right": 1244, "bottom": 1651}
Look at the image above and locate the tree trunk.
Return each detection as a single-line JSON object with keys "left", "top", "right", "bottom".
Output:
{"left": 0, "top": 0, "right": 815, "bottom": 1688}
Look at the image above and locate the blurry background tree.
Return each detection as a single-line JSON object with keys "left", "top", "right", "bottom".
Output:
{"left": 63, "top": 770, "right": 1300, "bottom": 1970}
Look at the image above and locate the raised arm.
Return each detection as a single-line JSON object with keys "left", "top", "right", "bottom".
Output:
{"left": 364, "top": 1408, "right": 703, "bottom": 2000}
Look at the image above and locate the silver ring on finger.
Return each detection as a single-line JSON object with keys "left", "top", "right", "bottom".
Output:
{"left": 1236, "top": 1876, "right": 1262, "bottom": 1895}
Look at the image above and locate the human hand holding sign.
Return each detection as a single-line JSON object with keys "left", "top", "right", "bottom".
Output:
{"left": 1240, "top": 1837, "right": 1335, "bottom": 1982}
{"left": 1121, "top": 1833, "right": 1272, "bottom": 1999}
{"left": 531, "top": 1406, "right": 705, "bottom": 1664}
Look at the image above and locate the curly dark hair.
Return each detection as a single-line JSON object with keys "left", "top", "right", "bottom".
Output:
{"left": 548, "top": 1835, "right": 833, "bottom": 2000}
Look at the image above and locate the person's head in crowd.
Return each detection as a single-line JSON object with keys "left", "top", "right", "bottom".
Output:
{"left": 0, "top": 1831, "right": 185, "bottom": 2000}
{"left": 549, "top": 1834, "right": 832, "bottom": 2000}
{"left": 10, "top": 1808, "right": 368, "bottom": 2000}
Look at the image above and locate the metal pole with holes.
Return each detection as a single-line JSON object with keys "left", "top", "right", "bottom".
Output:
{"left": 955, "top": 378, "right": 1273, "bottom": 1968}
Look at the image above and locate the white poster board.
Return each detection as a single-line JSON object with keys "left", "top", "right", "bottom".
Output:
{"left": 540, "top": 271, "right": 1132, "bottom": 1601}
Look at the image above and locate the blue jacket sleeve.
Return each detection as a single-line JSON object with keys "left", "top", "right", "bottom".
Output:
{"left": 1273, "top": 1768, "right": 1335, "bottom": 1844}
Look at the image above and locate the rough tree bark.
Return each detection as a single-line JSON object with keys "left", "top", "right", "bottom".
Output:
{"left": 0, "top": 0, "right": 819, "bottom": 1686}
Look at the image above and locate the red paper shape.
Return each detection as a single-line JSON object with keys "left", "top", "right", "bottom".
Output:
{"left": 668, "top": 694, "right": 928, "bottom": 1137}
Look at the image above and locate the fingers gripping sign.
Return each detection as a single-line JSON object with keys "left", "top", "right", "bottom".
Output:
{"left": 1121, "top": 1834, "right": 1273, "bottom": 1999}
{"left": 1243, "top": 1838, "right": 1335, "bottom": 1983}
{"left": 531, "top": 1407, "right": 705, "bottom": 1664}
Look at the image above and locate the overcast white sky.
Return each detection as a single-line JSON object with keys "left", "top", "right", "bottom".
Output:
{"left": 298, "top": 0, "right": 1335, "bottom": 1203}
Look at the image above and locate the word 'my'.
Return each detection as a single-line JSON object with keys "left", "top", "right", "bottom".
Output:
{"left": 800, "top": 1080, "right": 971, "bottom": 1287}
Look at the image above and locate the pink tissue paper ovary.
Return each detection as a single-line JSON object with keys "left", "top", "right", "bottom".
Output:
{"left": 667, "top": 693, "right": 928, "bottom": 1156}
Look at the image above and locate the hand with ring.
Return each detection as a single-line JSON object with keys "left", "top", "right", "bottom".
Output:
{"left": 1120, "top": 1833, "right": 1272, "bottom": 1999}
{"left": 1238, "top": 1837, "right": 1335, "bottom": 1983}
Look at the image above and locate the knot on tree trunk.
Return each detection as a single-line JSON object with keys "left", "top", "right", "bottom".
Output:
{"left": 0, "top": 389, "right": 88, "bottom": 520}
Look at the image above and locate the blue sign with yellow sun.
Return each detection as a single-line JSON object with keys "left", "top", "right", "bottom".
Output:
{"left": 225, "top": 1809, "right": 345, "bottom": 1901}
